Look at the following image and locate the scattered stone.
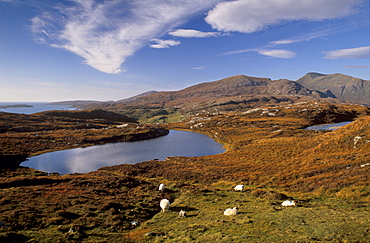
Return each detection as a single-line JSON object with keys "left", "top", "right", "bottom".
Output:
{"left": 354, "top": 136, "right": 363, "bottom": 148}
{"left": 131, "top": 221, "right": 139, "bottom": 226}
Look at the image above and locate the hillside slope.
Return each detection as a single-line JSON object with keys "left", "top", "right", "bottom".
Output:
{"left": 34, "top": 109, "right": 137, "bottom": 123}
{"left": 296, "top": 72, "right": 370, "bottom": 105}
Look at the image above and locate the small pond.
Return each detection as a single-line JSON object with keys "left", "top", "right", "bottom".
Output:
{"left": 304, "top": 121, "right": 352, "bottom": 131}
{"left": 21, "top": 130, "right": 225, "bottom": 174}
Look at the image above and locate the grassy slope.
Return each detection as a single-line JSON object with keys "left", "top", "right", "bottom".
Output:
{"left": 128, "top": 183, "right": 370, "bottom": 242}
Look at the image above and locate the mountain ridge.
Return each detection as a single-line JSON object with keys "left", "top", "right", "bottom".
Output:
{"left": 115, "top": 74, "right": 339, "bottom": 110}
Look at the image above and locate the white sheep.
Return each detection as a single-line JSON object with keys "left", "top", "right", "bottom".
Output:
{"left": 223, "top": 207, "right": 238, "bottom": 216}
{"left": 281, "top": 200, "right": 296, "bottom": 207}
{"left": 234, "top": 185, "right": 244, "bottom": 192}
{"left": 179, "top": 210, "right": 186, "bottom": 217}
{"left": 160, "top": 199, "right": 170, "bottom": 212}
{"left": 158, "top": 183, "right": 165, "bottom": 194}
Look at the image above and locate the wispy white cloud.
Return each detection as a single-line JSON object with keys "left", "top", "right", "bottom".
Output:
{"left": 342, "top": 65, "right": 370, "bottom": 69}
{"left": 220, "top": 47, "right": 296, "bottom": 58}
{"left": 258, "top": 49, "right": 296, "bottom": 58}
{"left": 270, "top": 19, "right": 369, "bottom": 47}
{"left": 193, "top": 66, "right": 206, "bottom": 70}
{"left": 31, "top": 0, "right": 222, "bottom": 74}
{"left": 323, "top": 46, "right": 370, "bottom": 59}
{"left": 270, "top": 30, "right": 328, "bottom": 46}
{"left": 271, "top": 40, "right": 295, "bottom": 45}
{"left": 150, "top": 39, "right": 181, "bottom": 49}
{"left": 219, "top": 47, "right": 259, "bottom": 56}
{"left": 270, "top": 30, "right": 332, "bottom": 46}
{"left": 205, "top": 0, "right": 363, "bottom": 33}
{"left": 169, "top": 29, "right": 220, "bottom": 38}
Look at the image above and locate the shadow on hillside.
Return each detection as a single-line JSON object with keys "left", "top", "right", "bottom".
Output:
{"left": 0, "top": 177, "right": 69, "bottom": 189}
{"left": 0, "top": 155, "right": 28, "bottom": 168}
{"left": 170, "top": 206, "right": 197, "bottom": 212}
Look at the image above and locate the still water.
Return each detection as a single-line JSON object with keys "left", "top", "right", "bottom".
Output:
{"left": 21, "top": 130, "right": 225, "bottom": 174}
{"left": 304, "top": 121, "right": 352, "bottom": 130}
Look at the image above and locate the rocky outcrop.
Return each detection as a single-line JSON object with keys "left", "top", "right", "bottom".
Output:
{"left": 266, "top": 79, "right": 311, "bottom": 95}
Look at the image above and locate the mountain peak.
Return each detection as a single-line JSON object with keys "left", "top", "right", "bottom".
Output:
{"left": 296, "top": 73, "right": 370, "bottom": 105}
{"left": 304, "top": 72, "right": 326, "bottom": 79}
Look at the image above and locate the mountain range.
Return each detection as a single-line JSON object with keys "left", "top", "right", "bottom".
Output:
{"left": 128, "top": 72, "right": 369, "bottom": 106}
{"left": 65, "top": 72, "right": 369, "bottom": 121}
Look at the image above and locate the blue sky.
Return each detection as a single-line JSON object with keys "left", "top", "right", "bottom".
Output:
{"left": 1, "top": 0, "right": 369, "bottom": 102}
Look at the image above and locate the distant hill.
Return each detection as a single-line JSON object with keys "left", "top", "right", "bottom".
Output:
{"left": 116, "top": 91, "right": 158, "bottom": 103}
{"left": 0, "top": 104, "right": 33, "bottom": 109}
{"left": 296, "top": 73, "right": 370, "bottom": 105}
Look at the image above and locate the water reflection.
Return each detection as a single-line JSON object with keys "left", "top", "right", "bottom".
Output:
{"left": 22, "top": 130, "right": 225, "bottom": 174}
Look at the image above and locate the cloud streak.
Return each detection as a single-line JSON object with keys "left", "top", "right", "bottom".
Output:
{"left": 342, "top": 65, "right": 370, "bottom": 69}
{"left": 258, "top": 49, "right": 296, "bottom": 58}
{"left": 323, "top": 46, "right": 370, "bottom": 59}
{"left": 31, "top": 0, "right": 222, "bottom": 74}
{"left": 150, "top": 39, "right": 181, "bottom": 49}
{"left": 193, "top": 66, "right": 206, "bottom": 70}
{"left": 220, "top": 47, "right": 296, "bottom": 58}
{"left": 169, "top": 29, "right": 220, "bottom": 38}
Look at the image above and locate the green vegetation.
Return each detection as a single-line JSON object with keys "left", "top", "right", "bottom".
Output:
{"left": 129, "top": 183, "right": 370, "bottom": 242}
{"left": 109, "top": 107, "right": 184, "bottom": 123}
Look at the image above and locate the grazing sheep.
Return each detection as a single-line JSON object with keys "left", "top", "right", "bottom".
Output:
{"left": 179, "top": 210, "right": 186, "bottom": 217}
{"left": 160, "top": 199, "right": 170, "bottom": 212}
{"left": 223, "top": 207, "right": 238, "bottom": 216}
{"left": 158, "top": 183, "right": 165, "bottom": 194}
{"left": 281, "top": 200, "right": 296, "bottom": 207}
{"left": 234, "top": 185, "right": 244, "bottom": 192}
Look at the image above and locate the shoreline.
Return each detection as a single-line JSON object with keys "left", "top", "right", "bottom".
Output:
{"left": 0, "top": 111, "right": 169, "bottom": 168}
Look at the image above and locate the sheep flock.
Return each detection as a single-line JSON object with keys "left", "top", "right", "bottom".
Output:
{"left": 157, "top": 184, "right": 296, "bottom": 218}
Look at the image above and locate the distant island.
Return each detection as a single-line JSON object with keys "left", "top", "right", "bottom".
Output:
{"left": 49, "top": 100, "right": 105, "bottom": 106}
{"left": 0, "top": 104, "right": 33, "bottom": 109}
